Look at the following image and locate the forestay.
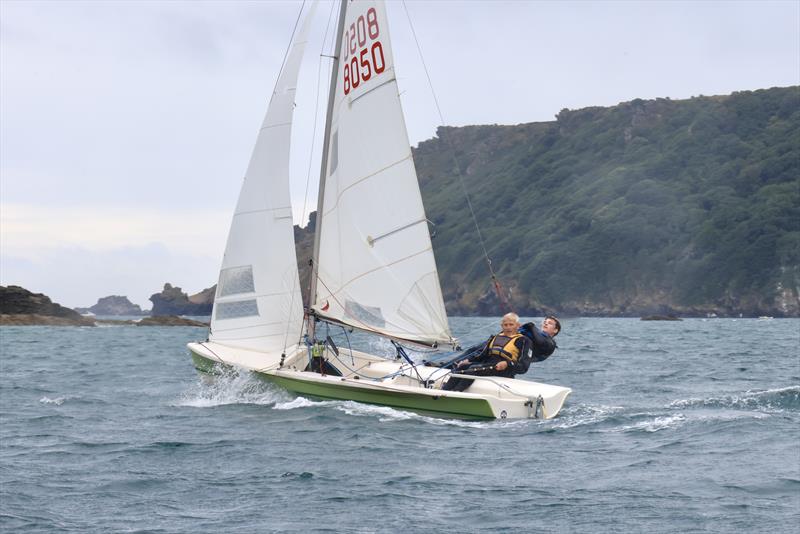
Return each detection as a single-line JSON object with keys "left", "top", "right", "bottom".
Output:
{"left": 311, "top": 0, "right": 453, "bottom": 347}
{"left": 209, "top": 4, "right": 317, "bottom": 353}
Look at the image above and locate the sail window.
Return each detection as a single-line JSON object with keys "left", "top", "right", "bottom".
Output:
{"left": 219, "top": 266, "right": 256, "bottom": 297}
{"left": 216, "top": 299, "right": 260, "bottom": 320}
{"left": 329, "top": 131, "right": 338, "bottom": 175}
{"left": 344, "top": 300, "right": 385, "bottom": 328}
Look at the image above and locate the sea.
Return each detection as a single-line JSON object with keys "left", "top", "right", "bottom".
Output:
{"left": 1, "top": 317, "right": 798, "bottom": 533}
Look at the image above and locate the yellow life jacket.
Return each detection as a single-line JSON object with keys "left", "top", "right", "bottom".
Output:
{"left": 486, "top": 333, "right": 523, "bottom": 362}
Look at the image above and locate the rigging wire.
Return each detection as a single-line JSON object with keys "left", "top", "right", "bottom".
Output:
{"left": 400, "top": 1, "right": 513, "bottom": 313}
{"left": 312, "top": 322, "right": 429, "bottom": 381}
{"left": 300, "top": 1, "right": 337, "bottom": 231}
{"left": 275, "top": 0, "right": 306, "bottom": 92}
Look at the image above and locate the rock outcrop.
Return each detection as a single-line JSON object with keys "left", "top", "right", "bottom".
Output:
{"left": 0, "top": 286, "right": 95, "bottom": 326}
{"left": 76, "top": 295, "right": 145, "bottom": 316}
{"left": 149, "top": 283, "right": 214, "bottom": 316}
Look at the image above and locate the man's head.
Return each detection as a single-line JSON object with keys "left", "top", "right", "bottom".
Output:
{"left": 500, "top": 312, "right": 520, "bottom": 336}
{"left": 542, "top": 316, "right": 561, "bottom": 337}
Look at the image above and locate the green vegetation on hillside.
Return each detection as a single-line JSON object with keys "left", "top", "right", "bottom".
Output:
{"left": 413, "top": 86, "right": 800, "bottom": 316}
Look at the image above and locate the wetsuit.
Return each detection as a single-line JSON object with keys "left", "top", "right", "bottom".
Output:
{"left": 442, "top": 332, "right": 533, "bottom": 392}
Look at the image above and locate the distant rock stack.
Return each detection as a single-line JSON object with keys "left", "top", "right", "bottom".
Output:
{"left": 149, "top": 283, "right": 214, "bottom": 316}
{"left": 76, "top": 295, "right": 146, "bottom": 316}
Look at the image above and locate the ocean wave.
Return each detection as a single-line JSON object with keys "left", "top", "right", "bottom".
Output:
{"left": 337, "top": 401, "right": 416, "bottom": 420}
{"left": 273, "top": 397, "right": 337, "bottom": 410}
{"left": 620, "top": 413, "right": 687, "bottom": 433}
{"left": 669, "top": 385, "right": 800, "bottom": 412}
{"left": 333, "top": 401, "right": 529, "bottom": 428}
{"left": 39, "top": 396, "right": 68, "bottom": 406}
{"left": 269, "top": 396, "right": 413, "bottom": 420}
{"left": 547, "top": 403, "right": 625, "bottom": 429}
{"left": 553, "top": 401, "right": 772, "bottom": 434}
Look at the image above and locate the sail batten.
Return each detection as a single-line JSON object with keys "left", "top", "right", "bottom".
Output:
{"left": 311, "top": 0, "right": 453, "bottom": 346}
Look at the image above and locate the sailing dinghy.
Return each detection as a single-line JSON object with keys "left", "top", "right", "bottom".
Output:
{"left": 188, "top": 0, "right": 571, "bottom": 420}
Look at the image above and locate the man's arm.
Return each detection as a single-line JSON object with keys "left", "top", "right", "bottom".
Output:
{"left": 456, "top": 337, "right": 491, "bottom": 368}
{"left": 509, "top": 336, "right": 534, "bottom": 375}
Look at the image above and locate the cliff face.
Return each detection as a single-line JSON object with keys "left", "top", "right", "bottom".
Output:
{"left": 412, "top": 87, "right": 800, "bottom": 317}
{"left": 149, "top": 284, "right": 214, "bottom": 316}
{"left": 0, "top": 286, "right": 95, "bottom": 326}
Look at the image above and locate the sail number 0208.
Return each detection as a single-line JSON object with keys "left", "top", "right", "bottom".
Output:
{"left": 343, "top": 7, "right": 385, "bottom": 95}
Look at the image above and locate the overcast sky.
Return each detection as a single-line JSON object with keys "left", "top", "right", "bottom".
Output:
{"left": 1, "top": 0, "right": 798, "bottom": 309}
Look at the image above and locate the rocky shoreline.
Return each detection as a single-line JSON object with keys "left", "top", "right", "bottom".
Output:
{"left": 2, "top": 283, "right": 796, "bottom": 326}
{"left": 0, "top": 314, "right": 97, "bottom": 326}
{"left": 0, "top": 286, "right": 208, "bottom": 327}
{"left": 0, "top": 313, "right": 208, "bottom": 327}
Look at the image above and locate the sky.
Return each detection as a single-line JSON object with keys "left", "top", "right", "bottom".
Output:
{"left": 1, "top": 0, "right": 799, "bottom": 309}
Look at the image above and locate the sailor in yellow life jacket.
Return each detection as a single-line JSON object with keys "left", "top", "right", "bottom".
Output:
{"left": 442, "top": 312, "right": 536, "bottom": 392}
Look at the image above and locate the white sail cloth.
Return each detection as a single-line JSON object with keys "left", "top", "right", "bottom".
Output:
{"left": 311, "top": 0, "right": 452, "bottom": 346}
{"left": 209, "top": 4, "right": 317, "bottom": 353}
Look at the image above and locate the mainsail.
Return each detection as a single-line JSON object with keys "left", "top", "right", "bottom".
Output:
{"left": 209, "top": 4, "right": 317, "bottom": 353}
{"left": 311, "top": 0, "right": 453, "bottom": 347}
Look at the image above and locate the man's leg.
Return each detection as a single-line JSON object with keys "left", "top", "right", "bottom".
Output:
{"left": 442, "top": 374, "right": 478, "bottom": 392}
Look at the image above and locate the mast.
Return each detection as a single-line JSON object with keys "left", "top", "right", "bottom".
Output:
{"left": 308, "top": 0, "right": 348, "bottom": 319}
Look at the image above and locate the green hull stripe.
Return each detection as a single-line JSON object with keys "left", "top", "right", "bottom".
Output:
{"left": 268, "top": 375, "right": 495, "bottom": 419}
{"left": 190, "top": 350, "right": 495, "bottom": 419}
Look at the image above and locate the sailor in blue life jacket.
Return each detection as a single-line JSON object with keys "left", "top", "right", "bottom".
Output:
{"left": 441, "top": 313, "right": 560, "bottom": 392}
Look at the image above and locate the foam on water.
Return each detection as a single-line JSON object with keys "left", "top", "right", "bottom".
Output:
{"left": 331, "top": 400, "right": 538, "bottom": 429}
{"left": 549, "top": 403, "right": 626, "bottom": 429}
{"left": 272, "top": 397, "right": 338, "bottom": 410}
{"left": 620, "top": 413, "right": 688, "bottom": 433}
{"left": 176, "top": 368, "right": 289, "bottom": 408}
{"left": 336, "top": 401, "right": 417, "bottom": 421}
{"left": 549, "top": 395, "right": 785, "bottom": 434}
{"left": 268, "top": 396, "right": 495, "bottom": 427}
{"left": 39, "top": 396, "right": 68, "bottom": 406}
{"left": 669, "top": 385, "right": 800, "bottom": 412}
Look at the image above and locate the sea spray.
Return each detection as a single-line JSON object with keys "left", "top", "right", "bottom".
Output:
{"left": 177, "top": 367, "right": 290, "bottom": 408}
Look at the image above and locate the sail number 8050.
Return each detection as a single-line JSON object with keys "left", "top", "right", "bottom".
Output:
{"left": 343, "top": 7, "right": 385, "bottom": 95}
